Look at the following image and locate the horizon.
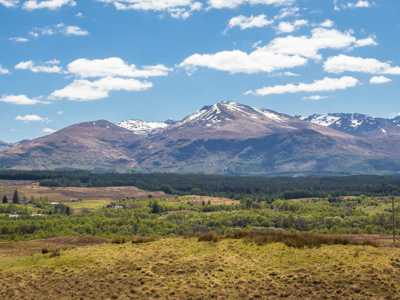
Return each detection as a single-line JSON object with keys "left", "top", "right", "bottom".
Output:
{"left": 1, "top": 0, "right": 400, "bottom": 143}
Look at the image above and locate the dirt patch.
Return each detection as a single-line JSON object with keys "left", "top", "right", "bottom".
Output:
{"left": 0, "top": 236, "right": 108, "bottom": 257}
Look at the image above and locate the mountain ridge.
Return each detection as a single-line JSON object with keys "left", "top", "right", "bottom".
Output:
{"left": 1, "top": 101, "right": 400, "bottom": 175}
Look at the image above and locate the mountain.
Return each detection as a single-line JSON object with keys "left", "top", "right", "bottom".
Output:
{"left": 302, "top": 113, "right": 400, "bottom": 138}
{"left": 117, "top": 120, "right": 170, "bottom": 135}
{"left": 0, "top": 141, "right": 10, "bottom": 151}
{"left": 0, "top": 120, "right": 141, "bottom": 171}
{"left": 130, "top": 102, "right": 380, "bottom": 174}
{"left": 1, "top": 101, "right": 400, "bottom": 175}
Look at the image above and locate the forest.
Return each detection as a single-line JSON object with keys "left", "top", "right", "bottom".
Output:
{"left": 1, "top": 170, "right": 400, "bottom": 199}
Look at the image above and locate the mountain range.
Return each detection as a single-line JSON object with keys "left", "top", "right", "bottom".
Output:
{"left": 1, "top": 101, "right": 400, "bottom": 175}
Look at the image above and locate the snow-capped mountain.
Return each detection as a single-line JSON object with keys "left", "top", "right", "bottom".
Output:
{"left": 301, "top": 113, "right": 400, "bottom": 137}
{"left": 3, "top": 101, "right": 400, "bottom": 175}
{"left": 118, "top": 120, "right": 170, "bottom": 135}
{"left": 159, "top": 101, "right": 318, "bottom": 140}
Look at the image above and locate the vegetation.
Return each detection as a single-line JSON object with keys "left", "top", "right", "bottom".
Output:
{"left": 1, "top": 237, "right": 399, "bottom": 299}
{"left": 0, "top": 196, "right": 398, "bottom": 241}
{"left": 2, "top": 170, "right": 400, "bottom": 199}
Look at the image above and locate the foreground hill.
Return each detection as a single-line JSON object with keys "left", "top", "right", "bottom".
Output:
{"left": 1, "top": 237, "right": 399, "bottom": 299}
{"left": 1, "top": 101, "right": 400, "bottom": 174}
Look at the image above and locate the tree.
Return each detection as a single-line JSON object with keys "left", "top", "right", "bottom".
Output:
{"left": 12, "top": 190, "right": 20, "bottom": 204}
{"left": 2, "top": 195, "right": 8, "bottom": 204}
{"left": 149, "top": 201, "right": 162, "bottom": 214}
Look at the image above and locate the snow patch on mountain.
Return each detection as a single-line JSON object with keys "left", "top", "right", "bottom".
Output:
{"left": 118, "top": 120, "right": 169, "bottom": 135}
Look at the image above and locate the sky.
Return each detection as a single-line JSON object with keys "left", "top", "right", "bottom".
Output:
{"left": 0, "top": 0, "right": 399, "bottom": 142}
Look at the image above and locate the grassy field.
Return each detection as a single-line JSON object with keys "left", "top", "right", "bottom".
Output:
{"left": 0, "top": 180, "right": 167, "bottom": 202}
{"left": 0, "top": 237, "right": 400, "bottom": 299}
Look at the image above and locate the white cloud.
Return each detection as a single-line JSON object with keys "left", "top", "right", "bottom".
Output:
{"left": 67, "top": 57, "right": 170, "bottom": 78}
{"left": 0, "top": 0, "right": 18, "bottom": 7}
{"left": 0, "top": 95, "right": 45, "bottom": 105}
{"left": 15, "top": 60, "right": 62, "bottom": 74}
{"left": 9, "top": 37, "right": 30, "bottom": 43}
{"left": 64, "top": 25, "right": 89, "bottom": 36}
{"left": 23, "top": 0, "right": 76, "bottom": 11}
{"left": 50, "top": 77, "right": 153, "bottom": 101}
{"left": 42, "top": 127, "right": 56, "bottom": 134}
{"left": 369, "top": 76, "right": 392, "bottom": 85}
{"left": 30, "top": 23, "right": 89, "bottom": 38}
{"left": 246, "top": 76, "right": 360, "bottom": 96}
{"left": 265, "top": 28, "right": 377, "bottom": 60}
{"left": 334, "top": 0, "right": 373, "bottom": 10}
{"left": 16, "top": 114, "right": 47, "bottom": 122}
{"left": 180, "top": 49, "right": 306, "bottom": 74}
{"left": 276, "top": 19, "right": 307, "bottom": 33}
{"left": 320, "top": 19, "right": 334, "bottom": 28}
{"left": 274, "top": 6, "right": 299, "bottom": 20}
{"left": 99, "top": 0, "right": 202, "bottom": 19}
{"left": 303, "top": 95, "right": 329, "bottom": 100}
{"left": 324, "top": 55, "right": 400, "bottom": 75}
{"left": 228, "top": 14, "right": 273, "bottom": 30}
{"left": 0, "top": 65, "right": 10, "bottom": 75}
{"left": 208, "top": 0, "right": 293, "bottom": 9}
{"left": 180, "top": 27, "right": 375, "bottom": 74}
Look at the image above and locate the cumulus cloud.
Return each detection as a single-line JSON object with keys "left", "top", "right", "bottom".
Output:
{"left": 67, "top": 57, "right": 171, "bottom": 78}
{"left": 208, "top": 0, "right": 293, "bottom": 9}
{"left": 0, "top": 0, "right": 18, "bottom": 7}
{"left": 15, "top": 60, "right": 62, "bottom": 74}
{"left": 276, "top": 19, "right": 307, "bottom": 33}
{"left": 16, "top": 114, "right": 47, "bottom": 122}
{"left": 265, "top": 28, "right": 376, "bottom": 60}
{"left": 99, "top": 0, "right": 202, "bottom": 19}
{"left": 0, "top": 94, "right": 45, "bottom": 105}
{"left": 0, "top": 65, "right": 10, "bottom": 75}
{"left": 180, "top": 50, "right": 306, "bottom": 74}
{"left": 369, "top": 76, "right": 392, "bottom": 85}
{"left": 29, "top": 23, "right": 89, "bottom": 38}
{"left": 180, "top": 28, "right": 375, "bottom": 74}
{"left": 50, "top": 77, "right": 153, "bottom": 101}
{"left": 246, "top": 76, "right": 360, "bottom": 96}
{"left": 324, "top": 55, "right": 400, "bottom": 75}
{"left": 23, "top": 0, "right": 76, "bottom": 11}
{"left": 228, "top": 14, "right": 273, "bottom": 30}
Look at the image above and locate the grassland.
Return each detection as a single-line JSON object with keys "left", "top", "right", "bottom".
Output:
{"left": 1, "top": 179, "right": 400, "bottom": 299}
{"left": 0, "top": 237, "right": 399, "bottom": 299}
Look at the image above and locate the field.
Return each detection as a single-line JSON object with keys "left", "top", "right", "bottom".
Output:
{"left": 1, "top": 175, "right": 400, "bottom": 299}
{"left": 0, "top": 237, "right": 400, "bottom": 299}
{"left": 0, "top": 180, "right": 167, "bottom": 202}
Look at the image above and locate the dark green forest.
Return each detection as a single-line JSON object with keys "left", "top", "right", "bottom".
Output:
{"left": 1, "top": 170, "right": 400, "bottom": 199}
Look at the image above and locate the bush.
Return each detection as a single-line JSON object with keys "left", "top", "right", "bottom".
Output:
{"left": 198, "top": 231, "right": 219, "bottom": 243}
{"left": 226, "top": 229, "right": 377, "bottom": 248}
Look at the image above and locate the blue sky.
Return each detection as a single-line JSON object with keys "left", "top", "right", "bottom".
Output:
{"left": 0, "top": 0, "right": 399, "bottom": 142}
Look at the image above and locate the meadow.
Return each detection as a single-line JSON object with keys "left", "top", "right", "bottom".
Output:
{"left": 0, "top": 176, "right": 400, "bottom": 299}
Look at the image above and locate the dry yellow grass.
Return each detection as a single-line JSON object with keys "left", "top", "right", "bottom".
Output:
{"left": 1, "top": 237, "right": 400, "bottom": 299}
